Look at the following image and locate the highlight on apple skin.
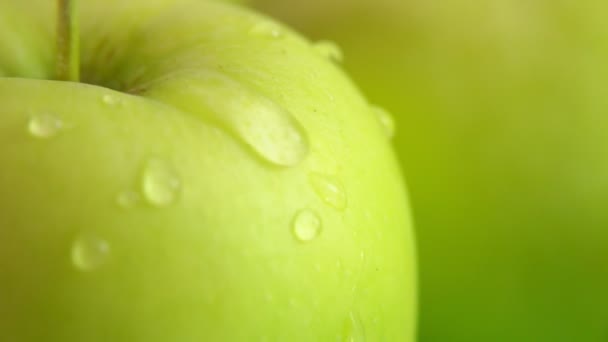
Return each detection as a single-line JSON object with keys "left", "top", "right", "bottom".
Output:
{"left": 0, "top": 0, "right": 416, "bottom": 341}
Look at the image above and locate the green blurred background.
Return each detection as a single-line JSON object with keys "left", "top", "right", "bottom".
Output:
{"left": 248, "top": 0, "right": 608, "bottom": 341}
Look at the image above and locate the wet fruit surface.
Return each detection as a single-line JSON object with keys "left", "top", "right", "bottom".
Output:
{"left": 0, "top": 0, "right": 416, "bottom": 341}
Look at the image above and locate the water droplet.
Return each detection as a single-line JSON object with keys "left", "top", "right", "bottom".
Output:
{"left": 309, "top": 173, "right": 347, "bottom": 210}
{"left": 144, "top": 72, "right": 309, "bottom": 167}
{"left": 313, "top": 40, "right": 344, "bottom": 63}
{"left": 27, "top": 113, "right": 63, "bottom": 138}
{"left": 231, "top": 99, "right": 308, "bottom": 167}
{"left": 343, "top": 310, "right": 366, "bottom": 342}
{"left": 102, "top": 94, "right": 121, "bottom": 106}
{"left": 293, "top": 209, "right": 322, "bottom": 242}
{"left": 71, "top": 234, "right": 110, "bottom": 271}
{"left": 372, "top": 105, "right": 395, "bottom": 138}
{"left": 249, "top": 21, "right": 283, "bottom": 39}
{"left": 116, "top": 190, "right": 140, "bottom": 208}
{"left": 142, "top": 158, "right": 181, "bottom": 207}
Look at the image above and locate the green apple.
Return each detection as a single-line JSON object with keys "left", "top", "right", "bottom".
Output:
{"left": 0, "top": 0, "right": 416, "bottom": 341}
{"left": 251, "top": 0, "right": 608, "bottom": 341}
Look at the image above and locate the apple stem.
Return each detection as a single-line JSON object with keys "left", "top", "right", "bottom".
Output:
{"left": 56, "top": 0, "right": 80, "bottom": 82}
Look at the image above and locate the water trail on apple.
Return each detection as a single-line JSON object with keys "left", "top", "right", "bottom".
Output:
{"left": 343, "top": 309, "right": 366, "bottom": 342}
{"left": 308, "top": 172, "right": 347, "bottom": 211}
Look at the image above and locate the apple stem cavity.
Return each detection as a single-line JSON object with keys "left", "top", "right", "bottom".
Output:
{"left": 56, "top": 0, "right": 80, "bottom": 82}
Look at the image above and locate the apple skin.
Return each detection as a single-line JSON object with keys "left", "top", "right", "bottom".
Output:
{"left": 251, "top": 0, "right": 608, "bottom": 341}
{"left": 0, "top": 0, "right": 416, "bottom": 341}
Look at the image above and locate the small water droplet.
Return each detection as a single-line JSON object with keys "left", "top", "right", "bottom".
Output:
{"left": 71, "top": 234, "right": 110, "bottom": 271}
{"left": 102, "top": 94, "right": 121, "bottom": 106}
{"left": 343, "top": 310, "right": 366, "bottom": 342}
{"left": 142, "top": 158, "right": 181, "bottom": 207}
{"left": 313, "top": 40, "right": 344, "bottom": 63}
{"left": 116, "top": 190, "right": 140, "bottom": 208}
{"left": 27, "top": 113, "right": 63, "bottom": 138}
{"left": 249, "top": 21, "right": 283, "bottom": 39}
{"left": 293, "top": 209, "right": 322, "bottom": 242}
{"left": 372, "top": 105, "right": 395, "bottom": 138}
{"left": 309, "top": 173, "right": 347, "bottom": 210}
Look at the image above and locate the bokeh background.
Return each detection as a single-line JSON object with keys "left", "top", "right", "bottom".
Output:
{"left": 246, "top": 0, "right": 608, "bottom": 341}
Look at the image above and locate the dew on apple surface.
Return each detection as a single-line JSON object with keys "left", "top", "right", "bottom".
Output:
{"left": 371, "top": 105, "right": 395, "bottom": 139}
{"left": 101, "top": 94, "right": 121, "bottom": 106}
{"left": 71, "top": 234, "right": 111, "bottom": 272}
{"left": 141, "top": 158, "right": 181, "bottom": 207}
{"left": 343, "top": 310, "right": 366, "bottom": 342}
{"left": 292, "top": 208, "right": 322, "bottom": 242}
{"left": 308, "top": 172, "right": 347, "bottom": 211}
{"left": 312, "top": 40, "right": 344, "bottom": 63}
{"left": 27, "top": 113, "right": 63, "bottom": 139}
{"left": 249, "top": 21, "right": 283, "bottom": 39}
{"left": 116, "top": 189, "right": 140, "bottom": 209}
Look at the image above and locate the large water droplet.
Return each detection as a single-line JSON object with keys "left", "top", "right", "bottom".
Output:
{"left": 309, "top": 173, "right": 347, "bottom": 210}
{"left": 116, "top": 190, "right": 140, "bottom": 208}
{"left": 27, "top": 113, "right": 63, "bottom": 138}
{"left": 142, "top": 158, "right": 181, "bottom": 207}
{"left": 71, "top": 234, "right": 110, "bottom": 271}
{"left": 343, "top": 310, "right": 366, "bottom": 342}
{"left": 231, "top": 100, "right": 308, "bottom": 167}
{"left": 144, "top": 71, "right": 309, "bottom": 167}
{"left": 293, "top": 209, "right": 322, "bottom": 242}
{"left": 372, "top": 105, "right": 395, "bottom": 138}
{"left": 249, "top": 21, "right": 283, "bottom": 39}
{"left": 313, "top": 40, "right": 344, "bottom": 63}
